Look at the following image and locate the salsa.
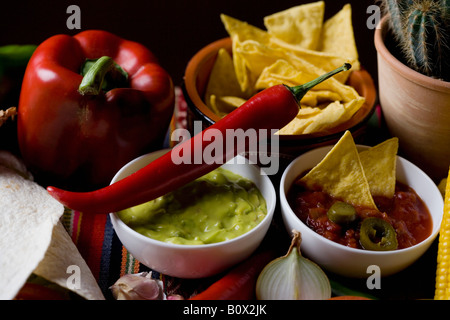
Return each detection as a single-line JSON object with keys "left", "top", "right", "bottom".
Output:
{"left": 118, "top": 167, "right": 267, "bottom": 245}
{"left": 287, "top": 180, "right": 432, "bottom": 250}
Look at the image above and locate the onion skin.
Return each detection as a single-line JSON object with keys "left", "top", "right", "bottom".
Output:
{"left": 255, "top": 230, "right": 331, "bottom": 300}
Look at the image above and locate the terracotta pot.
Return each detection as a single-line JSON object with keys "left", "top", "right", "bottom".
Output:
{"left": 374, "top": 16, "right": 450, "bottom": 181}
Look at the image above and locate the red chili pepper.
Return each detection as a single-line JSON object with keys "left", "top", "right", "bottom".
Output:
{"left": 17, "top": 30, "right": 174, "bottom": 189}
{"left": 189, "top": 250, "right": 276, "bottom": 300}
{"left": 47, "top": 64, "right": 351, "bottom": 214}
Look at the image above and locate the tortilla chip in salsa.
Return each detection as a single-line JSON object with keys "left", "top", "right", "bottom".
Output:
{"left": 299, "top": 130, "right": 377, "bottom": 210}
{"left": 359, "top": 137, "right": 399, "bottom": 198}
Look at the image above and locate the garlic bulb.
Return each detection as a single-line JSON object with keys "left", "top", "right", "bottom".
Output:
{"left": 256, "top": 230, "right": 331, "bottom": 300}
{"left": 110, "top": 272, "right": 164, "bottom": 300}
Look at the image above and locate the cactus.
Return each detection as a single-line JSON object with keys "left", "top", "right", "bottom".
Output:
{"left": 384, "top": 0, "right": 413, "bottom": 43}
{"left": 382, "top": 0, "right": 450, "bottom": 81}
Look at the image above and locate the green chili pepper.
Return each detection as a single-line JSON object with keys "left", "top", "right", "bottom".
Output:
{"left": 359, "top": 217, "right": 398, "bottom": 251}
{"left": 327, "top": 201, "right": 357, "bottom": 224}
{"left": 0, "top": 44, "right": 36, "bottom": 154}
{"left": 0, "top": 44, "right": 37, "bottom": 79}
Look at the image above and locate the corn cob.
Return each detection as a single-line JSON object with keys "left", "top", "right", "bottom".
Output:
{"left": 435, "top": 167, "right": 450, "bottom": 299}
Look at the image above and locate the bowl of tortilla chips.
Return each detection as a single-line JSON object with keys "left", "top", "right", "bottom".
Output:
{"left": 279, "top": 131, "right": 444, "bottom": 278}
{"left": 183, "top": 3, "right": 376, "bottom": 157}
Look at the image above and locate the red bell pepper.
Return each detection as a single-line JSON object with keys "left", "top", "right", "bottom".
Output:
{"left": 47, "top": 64, "right": 351, "bottom": 213}
{"left": 17, "top": 30, "right": 174, "bottom": 190}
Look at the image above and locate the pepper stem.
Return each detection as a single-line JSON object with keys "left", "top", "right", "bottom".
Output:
{"left": 78, "top": 56, "right": 128, "bottom": 95}
{"left": 285, "top": 63, "right": 352, "bottom": 104}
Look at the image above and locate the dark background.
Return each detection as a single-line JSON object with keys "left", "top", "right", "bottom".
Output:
{"left": 0, "top": 0, "right": 380, "bottom": 87}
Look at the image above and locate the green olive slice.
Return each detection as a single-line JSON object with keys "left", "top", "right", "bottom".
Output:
{"left": 327, "top": 201, "right": 357, "bottom": 224}
{"left": 359, "top": 217, "right": 398, "bottom": 251}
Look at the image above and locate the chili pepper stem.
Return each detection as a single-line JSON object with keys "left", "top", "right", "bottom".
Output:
{"left": 78, "top": 56, "right": 128, "bottom": 95}
{"left": 285, "top": 63, "right": 352, "bottom": 104}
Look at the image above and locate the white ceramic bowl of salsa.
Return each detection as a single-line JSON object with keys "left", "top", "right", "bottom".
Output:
{"left": 280, "top": 145, "right": 444, "bottom": 278}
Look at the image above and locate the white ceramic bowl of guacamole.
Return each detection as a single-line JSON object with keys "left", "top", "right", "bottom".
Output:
{"left": 109, "top": 149, "right": 276, "bottom": 279}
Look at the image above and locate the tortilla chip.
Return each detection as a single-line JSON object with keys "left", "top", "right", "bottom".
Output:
{"left": 221, "top": 11, "right": 355, "bottom": 89}
{"left": 204, "top": 48, "right": 245, "bottom": 110}
{"left": 221, "top": 13, "right": 271, "bottom": 44}
{"left": 233, "top": 39, "right": 278, "bottom": 92}
{"left": 275, "top": 106, "right": 320, "bottom": 135}
{"left": 318, "top": 4, "right": 359, "bottom": 69}
{"left": 359, "top": 138, "right": 399, "bottom": 198}
{"left": 263, "top": 1, "right": 325, "bottom": 50}
{"left": 301, "top": 90, "right": 342, "bottom": 107}
{"left": 209, "top": 95, "right": 246, "bottom": 117}
{"left": 255, "top": 59, "right": 305, "bottom": 89}
{"left": 230, "top": 37, "right": 252, "bottom": 93}
{"left": 297, "top": 101, "right": 344, "bottom": 134}
{"left": 255, "top": 59, "right": 364, "bottom": 135}
{"left": 303, "top": 99, "right": 364, "bottom": 134}
{"left": 221, "top": 14, "right": 271, "bottom": 92}
{"left": 269, "top": 40, "right": 356, "bottom": 83}
{"left": 255, "top": 59, "right": 359, "bottom": 101}
{"left": 278, "top": 97, "right": 363, "bottom": 135}
{"left": 237, "top": 37, "right": 352, "bottom": 86}
{"left": 299, "top": 105, "right": 323, "bottom": 116}
{"left": 299, "top": 131, "right": 377, "bottom": 209}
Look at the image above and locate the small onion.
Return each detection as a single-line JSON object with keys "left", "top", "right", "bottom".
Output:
{"left": 256, "top": 230, "right": 331, "bottom": 300}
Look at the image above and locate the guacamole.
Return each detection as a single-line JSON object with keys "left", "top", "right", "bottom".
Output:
{"left": 117, "top": 167, "right": 267, "bottom": 245}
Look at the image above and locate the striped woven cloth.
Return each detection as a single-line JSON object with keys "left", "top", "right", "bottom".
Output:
{"left": 61, "top": 87, "right": 187, "bottom": 299}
